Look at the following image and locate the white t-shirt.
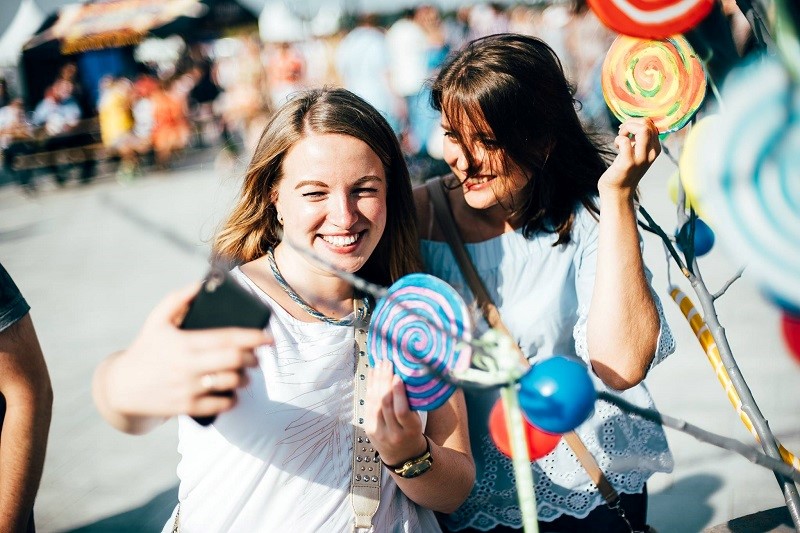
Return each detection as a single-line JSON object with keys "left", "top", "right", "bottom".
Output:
{"left": 163, "top": 268, "right": 439, "bottom": 532}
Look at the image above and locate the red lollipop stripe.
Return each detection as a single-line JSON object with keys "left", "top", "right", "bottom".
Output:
{"left": 588, "top": 0, "right": 714, "bottom": 39}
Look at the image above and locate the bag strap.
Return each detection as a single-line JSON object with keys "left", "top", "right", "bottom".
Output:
{"left": 424, "top": 176, "right": 622, "bottom": 508}
{"left": 351, "top": 299, "right": 381, "bottom": 531}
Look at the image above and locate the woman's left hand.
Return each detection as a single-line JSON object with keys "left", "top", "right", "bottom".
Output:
{"left": 598, "top": 117, "right": 661, "bottom": 196}
{"left": 364, "top": 360, "right": 427, "bottom": 467}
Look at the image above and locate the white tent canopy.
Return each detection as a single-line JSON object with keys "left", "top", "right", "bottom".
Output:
{"left": 0, "top": 0, "right": 45, "bottom": 67}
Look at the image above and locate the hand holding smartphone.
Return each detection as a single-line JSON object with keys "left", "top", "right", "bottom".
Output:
{"left": 180, "top": 266, "right": 272, "bottom": 426}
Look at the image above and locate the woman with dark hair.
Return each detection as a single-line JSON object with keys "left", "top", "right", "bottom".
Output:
{"left": 93, "top": 88, "right": 474, "bottom": 532}
{"left": 415, "top": 34, "right": 675, "bottom": 532}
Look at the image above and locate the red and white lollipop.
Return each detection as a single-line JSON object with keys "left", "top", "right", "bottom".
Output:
{"left": 588, "top": 0, "right": 714, "bottom": 39}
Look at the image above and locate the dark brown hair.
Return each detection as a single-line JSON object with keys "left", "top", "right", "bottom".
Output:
{"left": 431, "top": 33, "right": 614, "bottom": 244}
{"left": 213, "top": 88, "right": 421, "bottom": 285}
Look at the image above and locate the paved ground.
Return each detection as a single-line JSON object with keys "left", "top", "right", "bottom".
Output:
{"left": 0, "top": 149, "right": 798, "bottom": 532}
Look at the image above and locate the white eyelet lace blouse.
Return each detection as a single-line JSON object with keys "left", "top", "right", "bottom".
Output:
{"left": 421, "top": 206, "right": 675, "bottom": 530}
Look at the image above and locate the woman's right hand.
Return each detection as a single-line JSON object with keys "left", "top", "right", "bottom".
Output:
{"left": 598, "top": 117, "right": 661, "bottom": 198}
{"left": 93, "top": 284, "right": 271, "bottom": 434}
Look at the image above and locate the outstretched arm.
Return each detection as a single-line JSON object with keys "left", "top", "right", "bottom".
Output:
{"left": 588, "top": 118, "right": 662, "bottom": 390}
{"left": 0, "top": 313, "right": 53, "bottom": 531}
{"left": 93, "top": 284, "right": 269, "bottom": 435}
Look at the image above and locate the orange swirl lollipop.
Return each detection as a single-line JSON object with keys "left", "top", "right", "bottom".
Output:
{"left": 601, "top": 35, "right": 707, "bottom": 133}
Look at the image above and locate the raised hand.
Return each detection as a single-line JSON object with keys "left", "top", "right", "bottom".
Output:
{"left": 599, "top": 117, "right": 662, "bottom": 196}
{"left": 94, "top": 284, "right": 270, "bottom": 433}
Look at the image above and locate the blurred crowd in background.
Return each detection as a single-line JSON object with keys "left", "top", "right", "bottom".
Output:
{"left": 0, "top": 1, "right": 620, "bottom": 192}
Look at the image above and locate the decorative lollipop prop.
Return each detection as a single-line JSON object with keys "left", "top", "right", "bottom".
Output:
{"left": 601, "top": 35, "right": 707, "bottom": 133}
{"left": 489, "top": 398, "right": 561, "bottom": 460}
{"left": 518, "top": 356, "right": 597, "bottom": 435}
{"left": 782, "top": 313, "right": 800, "bottom": 365}
{"left": 367, "top": 273, "right": 473, "bottom": 411}
{"left": 703, "top": 56, "right": 800, "bottom": 313}
{"left": 677, "top": 114, "right": 721, "bottom": 221}
{"left": 671, "top": 287, "right": 800, "bottom": 470}
{"left": 675, "top": 216, "right": 715, "bottom": 257}
{"left": 587, "top": 0, "right": 714, "bottom": 39}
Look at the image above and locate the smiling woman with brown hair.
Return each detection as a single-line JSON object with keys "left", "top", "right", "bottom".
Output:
{"left": 93, "top": 87, "right": 474, "bottom": 532}
{"left": 416, "top": 34, "right": 675, "bottom": 532}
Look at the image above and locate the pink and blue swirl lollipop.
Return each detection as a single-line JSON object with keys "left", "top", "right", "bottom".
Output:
{"left": 368, "top": 273, "right": 473, "bottom": 411}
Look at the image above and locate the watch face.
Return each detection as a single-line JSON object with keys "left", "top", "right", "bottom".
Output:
{"left": 402, "top": 459, "right": 432, "bottom": 478}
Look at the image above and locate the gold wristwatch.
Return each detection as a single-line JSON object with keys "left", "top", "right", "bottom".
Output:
{"left": 382, "top": 436, "right": 433, "bottom": 479}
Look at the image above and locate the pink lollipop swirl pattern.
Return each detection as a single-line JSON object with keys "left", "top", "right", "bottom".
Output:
{"left": 368, "top": 273, "right": 473, "bottom": 411}
{"left": 601, "top": 34, "right": 707, "bottom": 133}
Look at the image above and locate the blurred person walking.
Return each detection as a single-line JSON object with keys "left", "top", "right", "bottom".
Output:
{"left": 98, "top": 76, "right": 148, "bottom": 181}
{"left": 0, "top": 98, "right": 36, "bottom": 192}
{"left": 387, "top": 9, "right": 428, "bottom": 154}
{"left": 151, "top": 78, "right": 190, "bottom": 170}
{"left": 388, "top": 6, "right": 448, "bottom": 160}
{"left": 565, "top": 0, "right": 617, "bottom": 131}
{"left": 336, "top": 15, "right": 402, "bottom": 136}
{"left": 265, "top": 41, "right": 305, "bottom": 109}
{"left": 31, "top": 80, "right": 94, "bottom": 186}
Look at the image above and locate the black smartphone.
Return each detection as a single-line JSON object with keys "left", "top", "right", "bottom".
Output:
{"left": 180, "top": 266, "right": 272, "bottom": 426}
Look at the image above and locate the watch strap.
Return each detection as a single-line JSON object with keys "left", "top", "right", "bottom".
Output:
{"left": 381, "top": 434, "right": 432, "bottom": 471}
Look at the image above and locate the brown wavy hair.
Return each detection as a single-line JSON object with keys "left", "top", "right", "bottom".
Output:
{"left": 431, "top": 33, "right": 615, "bottom": 245}
{"left": 213, "top": 88, "right": 422, "bottom": 285}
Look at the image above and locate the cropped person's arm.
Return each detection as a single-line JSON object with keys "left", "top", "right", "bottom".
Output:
{"left": 0, "top": 314, "right": 53, "bottom": 531}
{"left": 92, "top": 285, "right": 267, "bottom": 435}
{"left": 588, "top": 118, "right": 661, "bottom": 390}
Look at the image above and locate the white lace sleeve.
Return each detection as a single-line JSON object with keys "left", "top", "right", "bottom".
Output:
{"left": 647, "top": 287, "right": 676, "bottom": 369}
{"left": 573, "top": 285, "right": 676, "bottom": 373}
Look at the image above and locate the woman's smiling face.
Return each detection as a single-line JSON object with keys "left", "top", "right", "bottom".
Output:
{"left": 274, "top": 133, "right": 387, "bottom": 274}
{"left": 441, "top": 111, "right": 530, "bottom": 212}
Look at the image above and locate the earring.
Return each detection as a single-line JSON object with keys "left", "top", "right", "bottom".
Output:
{"left": 276, "top": 212, "right": 284, "bottom": 225}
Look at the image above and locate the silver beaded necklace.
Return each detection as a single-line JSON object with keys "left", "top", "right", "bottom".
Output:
{"left": 267, "top": 247, "right": 370, "bottom": 326}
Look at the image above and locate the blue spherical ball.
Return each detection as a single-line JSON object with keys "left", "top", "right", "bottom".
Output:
{"left": 676, "top": 218, "right": 715, "bottom": 257}
{"left": 517, "top": 355, "right": 597, "bottom": 434}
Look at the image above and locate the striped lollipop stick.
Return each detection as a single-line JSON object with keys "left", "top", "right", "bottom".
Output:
{"left": 670, "top": 286, "right": 800, "bottom": 470}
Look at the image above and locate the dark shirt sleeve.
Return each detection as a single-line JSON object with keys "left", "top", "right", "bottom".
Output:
{"left": 0, "top": 262, "right": 30, "bottom": 333}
